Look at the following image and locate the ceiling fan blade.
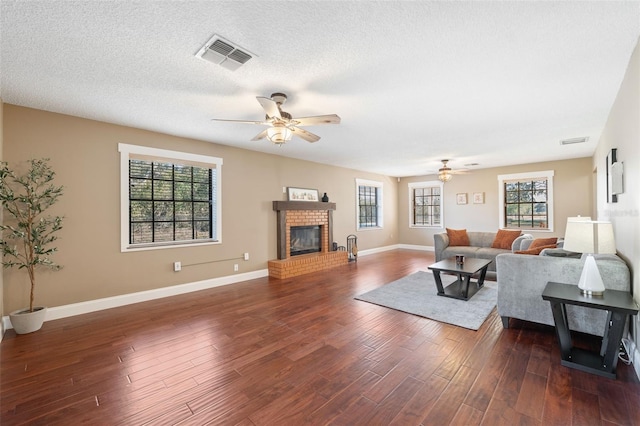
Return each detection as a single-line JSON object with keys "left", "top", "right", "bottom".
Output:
{"left": 290, "top": 127, "right": 321, "bottom": 143}
{"left": 212, "top": 118, "right": 270, "bottom": 125}
{"left": 292, "top": 114, "right": 341, "bottom": 126}
{"left": 250, "top": 129, "right": 269, "bottom": 141}
{"left": 256, "top": 97, "right": 281, "bottom": 119}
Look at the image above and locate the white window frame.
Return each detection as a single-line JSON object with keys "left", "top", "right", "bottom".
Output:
{"left": 119, "top": 143, "right": 223, "bottom": 252}
{"left": 356, "top": 178, "right": 384, "bottom": 230}
{"left": 498, "top": 170, "right": 554, "bottom": 232}
{"left": 408, "top": 180, "right": 444, "bottom": 228}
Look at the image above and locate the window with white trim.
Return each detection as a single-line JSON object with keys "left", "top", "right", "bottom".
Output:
{"left": 409, "top": 181, "right": 443, "bottom": 227}
{"left": 119, "top": 144, "right": 223, "bottom": 251}
{"left": 356, "top": 178, "right": 383, "bottom": 229}
{"left": 498, "top": 170, "right": 554, "bottom": 231}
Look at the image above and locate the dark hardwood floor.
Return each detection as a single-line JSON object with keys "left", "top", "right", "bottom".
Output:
{"left": 1, "top": 249, "right": 639, "bottom": 425}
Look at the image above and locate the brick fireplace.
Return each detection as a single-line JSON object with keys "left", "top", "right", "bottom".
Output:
{"left": 268, "top": 201, "right": 348, "bottom": 279}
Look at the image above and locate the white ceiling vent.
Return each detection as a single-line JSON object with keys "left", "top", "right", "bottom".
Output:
{"left": 196, "top": 35, "right": 254, "bottom": 71}
{"left": 560, "top": 136, "right": 589, "bottom": 145}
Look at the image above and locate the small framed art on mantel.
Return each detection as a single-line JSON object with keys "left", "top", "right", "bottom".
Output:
{"left": 287, "top": 187, "right": 320, "bottom": 202}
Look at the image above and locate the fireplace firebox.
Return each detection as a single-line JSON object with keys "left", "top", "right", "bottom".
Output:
{"left": 290, "top": 225, "right": 321, "bottom": 256}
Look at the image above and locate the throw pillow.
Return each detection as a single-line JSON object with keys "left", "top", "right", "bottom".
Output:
{"left": 516, "top": 244, "right": 557, "bottom": 255}
{"left": 529, "top": 237, "right": 558, "bottom": 249}
{"left": 446, "top": 228, "right": 470, "bottom": 246}
{"left": 491, "top": 229, "right": 522, "bottom": 250}
{"left": 543, "top": 249, "right": 583, "bottom": 258}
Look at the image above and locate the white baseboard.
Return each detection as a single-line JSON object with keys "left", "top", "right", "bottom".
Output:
{"left": 397, "top": 244, "right": 434, "bottom": 252}
{"left": 358, "top": 244, "right": 434, "bottom": 256}
{"left": 357, "top": 244, "right": 400, "bottom": 256}
{"left": 2, "top": 269, "right": 269, "bottom": 331}
{"left": 630, "top": 337, "right": 640, "bottom": 379}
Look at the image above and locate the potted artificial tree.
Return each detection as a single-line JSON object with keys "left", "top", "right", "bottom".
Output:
{"left": 0, "top": 158, "right": 63, "bottom": 334}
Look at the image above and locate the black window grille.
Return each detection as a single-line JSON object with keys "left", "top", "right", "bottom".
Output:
{"left": 358, "top": 185, "right": 379, "bottom": 228}
{"left": 504, "top": 178, "right": 549, "bottom": 229}
{"left": 413, "top": 186, "right": 441, "bottom": 226}
{"left": 129, "top": 159, "right": 216, "bottom": 244}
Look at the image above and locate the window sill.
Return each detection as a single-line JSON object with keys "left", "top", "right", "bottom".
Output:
{"left": 357, "top": 226, "right": 383, "bottom": 231}
{"left": 123, "top": 239, "right": 220, "bottom": 252}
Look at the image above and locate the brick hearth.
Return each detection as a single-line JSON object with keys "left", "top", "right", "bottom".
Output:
{"left": 268, "top": 201, "right": 349, "bottom": 279}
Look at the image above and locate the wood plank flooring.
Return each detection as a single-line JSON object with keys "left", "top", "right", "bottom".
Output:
{"left": 1, "top": 249, "right": 639, "bottom": 425}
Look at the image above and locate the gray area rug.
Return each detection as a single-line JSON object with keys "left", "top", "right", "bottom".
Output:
{"left": 355, "top": 271, "right": 497, "bottom": 330}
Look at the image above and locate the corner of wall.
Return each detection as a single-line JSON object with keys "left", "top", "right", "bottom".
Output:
{"left": 1, "top": 98, "right": 5, "bottom": 341}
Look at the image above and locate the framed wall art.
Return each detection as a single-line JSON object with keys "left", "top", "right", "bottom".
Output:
{"left": 287, "top": 187, "right": 320, "bottom": 202}
{"left": 473, "top": 192, "right": 485, "bottom": 204}
{"left": 606, "top": 148, "right": 623, "bottom": 203}
{"left": 456, "top": 193, "right": 468, "bottom": 205}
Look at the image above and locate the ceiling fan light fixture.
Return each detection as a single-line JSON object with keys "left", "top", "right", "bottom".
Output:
{"left": 438, "top": 170, "right": 452, "bottom": 182}
{"left": 267, "top": 125, "right": 292, "bottom": 145}
{"left": 437, "top": 159, "right": 453, "bottom": 182}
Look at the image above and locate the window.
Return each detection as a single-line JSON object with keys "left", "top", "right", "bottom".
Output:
{"left": 409, "top": 181, "right": 443, "bottom": 227}
{"left": 356, "top": 179, "right": 383, "bottom": 229}
{"left": 119, "top": 144, "right": 223, "bottom": 251}
{"left": 498, "top": 170, "right": 554, "bottom": 231}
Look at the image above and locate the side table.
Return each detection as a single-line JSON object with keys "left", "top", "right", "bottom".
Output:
{"left": 542, "top": 281, "right": 639, "bottom": 379}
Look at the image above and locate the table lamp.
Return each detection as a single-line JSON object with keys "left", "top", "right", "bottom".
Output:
{"left": 563, "top": 219, "right": 616, "bottom": 296}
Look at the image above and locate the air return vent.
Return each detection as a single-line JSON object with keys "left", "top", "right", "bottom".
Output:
{"left": 560, "top": 136, "right": 589, "bottom": 145}
{"left": 196, "top": 35, "right": 254, "bottom": 71}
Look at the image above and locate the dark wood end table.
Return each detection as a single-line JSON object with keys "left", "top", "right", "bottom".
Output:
{"left": 542, "top": 281, "right": 639, "bottom": 379}
{"left": 427, "top": 257, "right": 492, "bottom": 301}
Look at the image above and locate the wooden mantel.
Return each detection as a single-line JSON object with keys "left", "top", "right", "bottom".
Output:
{"left": 273, "top": 201, "right": 336, "bottom": 211}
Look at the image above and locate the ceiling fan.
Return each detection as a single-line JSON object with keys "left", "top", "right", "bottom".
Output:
{"left": 212, "top": 92, "right": 340, "bottom": 145}
{"left": 437, "top": 159, "right": 468, "bottom": 182}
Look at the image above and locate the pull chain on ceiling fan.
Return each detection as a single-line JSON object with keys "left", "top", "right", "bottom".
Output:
{"left": 212, "top": 93, "right": 340, "bottom": 145}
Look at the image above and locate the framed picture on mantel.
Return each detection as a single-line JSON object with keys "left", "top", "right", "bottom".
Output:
{"left": 287, "top": 187, "right": 320, "bottom": 202}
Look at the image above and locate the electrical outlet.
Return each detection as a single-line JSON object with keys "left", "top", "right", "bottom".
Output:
{"left": 174, "top": 261, "right": 181, "bottom": 272}
{"left": 233, "top": 264, "right": 238, "bottom": 272}
{"left": 244, "top": 252, "right": 249, "bottom": 261}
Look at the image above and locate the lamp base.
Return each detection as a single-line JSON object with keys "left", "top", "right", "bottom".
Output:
{"left": 579, "top": 288, "right": 604, "bottom": 297}
{"left": 577, "top": 254, "right": 606, "bottom": 297}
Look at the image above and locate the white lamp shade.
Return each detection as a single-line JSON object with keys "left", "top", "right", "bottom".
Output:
{"left": 563, "top": 220, "right": 616, "bottom": 254}
{"left": 267, "top": 126, "right": 292, "bottom": 144}
{"left": 438, "top": 171, "right": 452, "bottom": 182}
{"left": 563, "top": 219, "right": 615, "bottom": 296}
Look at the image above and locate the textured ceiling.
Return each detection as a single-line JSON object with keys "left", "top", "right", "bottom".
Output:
{"left": 1, "top": 1, "right": 639, "bottom": 177}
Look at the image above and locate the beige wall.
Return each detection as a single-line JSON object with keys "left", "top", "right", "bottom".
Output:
{"left": 398, "top": 157, "right": 593, "bottom": 246}
{"left": 2, "top": 105, "right": 398, "bottom": 313}
{"left": 594, "top": 38, "right": 639, "bottom": 349}
{"left": 0, "top": 98, "right": 4, "bottom": 336}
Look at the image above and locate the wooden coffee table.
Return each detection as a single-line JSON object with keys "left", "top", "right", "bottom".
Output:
{"left": 427, "top": 257, "right": 492, "bottom": 301}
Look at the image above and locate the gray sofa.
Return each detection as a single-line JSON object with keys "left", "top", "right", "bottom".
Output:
{"left": 434, "top": 231, "right": 532, "bottom": 274}
{"left": 497, "top": 252, "right": 631, "bottom": 336}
